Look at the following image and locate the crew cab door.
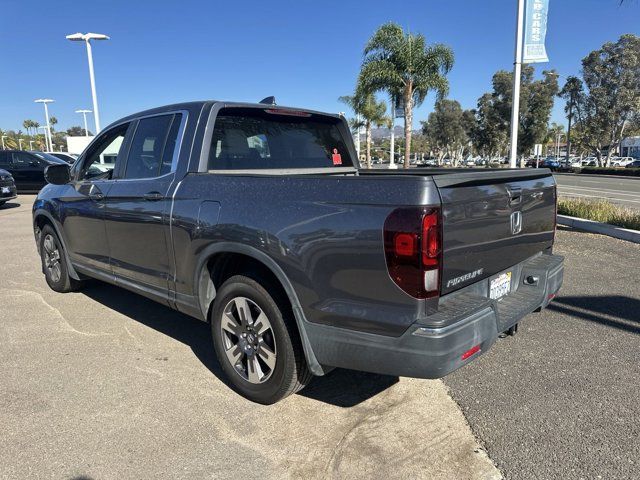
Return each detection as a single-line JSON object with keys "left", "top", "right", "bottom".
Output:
{"left": 103, "top": 113, "right": 183, "bottom": 300}
{"left": 60, "top": 122, "right": 132, "bottom": 272}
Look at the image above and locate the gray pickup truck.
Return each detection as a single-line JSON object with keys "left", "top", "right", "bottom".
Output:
{"left": 33, "top": 100, "right": 563, "bottom": 404}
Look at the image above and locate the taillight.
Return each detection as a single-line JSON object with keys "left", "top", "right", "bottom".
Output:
{"left": 383, "top": 207, "right": 442, "bottom": 299}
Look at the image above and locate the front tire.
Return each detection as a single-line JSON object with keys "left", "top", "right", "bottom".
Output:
{"left": 39, "top": 224, "right": 83, "bottom": 293}
{"left": 210, "top": 275, "right": 311, "bottom": 404}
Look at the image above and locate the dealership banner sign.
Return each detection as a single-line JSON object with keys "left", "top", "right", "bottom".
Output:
{"left": 523, "top": 0, "right": 550, "bottom": 63}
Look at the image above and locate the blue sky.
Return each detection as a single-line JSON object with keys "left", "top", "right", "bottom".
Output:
{"left": 1, "top": 0, "right": 638, "bottom": 133}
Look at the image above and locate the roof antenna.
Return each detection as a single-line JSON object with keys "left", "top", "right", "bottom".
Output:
{"left": 259, "top": 96, "right": 276, "bottom": 105}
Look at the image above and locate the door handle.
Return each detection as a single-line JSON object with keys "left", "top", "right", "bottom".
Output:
{"left": 144, "top": 191, "right": 163, "bottom": 201}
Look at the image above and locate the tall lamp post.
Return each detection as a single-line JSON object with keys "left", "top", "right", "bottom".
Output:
{"left": 18, "top": 139, "right": 23, "bottom": 150}
{"left": 37, "top": 126, "right": 51, "bottom": 151}
{"left": 29, "top": 140, "right": 35, "bottom": 150}
{"left": 34, "top": 98, "right": 54, "bottom": 151}
{"left": 1, "top": 136, "right": 7, "bottom": 150}
{"left": 75, "top": 109, "right": 92, "bottom": 136}
{"left": 66, "top": 32, "right": 109, "bottom": 133}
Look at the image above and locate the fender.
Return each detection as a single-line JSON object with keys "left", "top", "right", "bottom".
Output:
{"left": 32, "top": 207, "right": 82, "bottom": 281}
{"left": 192, "top": 241, "right": 328, "bottom": 376}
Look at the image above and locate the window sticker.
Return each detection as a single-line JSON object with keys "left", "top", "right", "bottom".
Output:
{"left": 332, "top": 148, "right": 342, "bottom": 165}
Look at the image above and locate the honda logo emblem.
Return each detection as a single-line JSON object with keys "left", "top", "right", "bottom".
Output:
{"left": 511, "top": 211, "right": 523, "bottom": 235}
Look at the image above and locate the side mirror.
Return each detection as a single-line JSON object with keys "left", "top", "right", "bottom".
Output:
{"left": 44, "top": 163, "right": 71, "bottom": 185}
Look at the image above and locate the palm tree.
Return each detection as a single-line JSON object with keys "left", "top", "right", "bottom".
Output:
{"left": 358, "top": 23, "right": 454, "bottom": 168}
{"left": 49, "top": 116, "right": 58, "bottom": 132}
{"left": 340, "top": 93, "right": 388, "bottom": 168}
{"left": 23, "top": 120, "right": 31, "bottom": 136}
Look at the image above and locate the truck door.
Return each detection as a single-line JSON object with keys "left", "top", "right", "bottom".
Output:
{"left": 103, "top": 113, "right": 183, "bottom": 302}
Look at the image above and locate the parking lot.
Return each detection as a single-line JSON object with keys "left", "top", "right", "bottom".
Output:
{"left": 2, "top": 195, "right": 639, "bottom": 479}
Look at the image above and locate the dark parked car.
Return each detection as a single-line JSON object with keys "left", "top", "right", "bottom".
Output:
{"left": 33, "top": 100, "right": 563, "bottom": 404}
{"left": 625, "top": 160, "right": 640, "bottom": 168}
{"left": 0, "top": 150, "right": 67, "bottom": 191}
{"left": 46, "top": 152, "right": 78, "bottom": 164}
{"left": 0, "top": 168, "right": 17, "bottom": 206}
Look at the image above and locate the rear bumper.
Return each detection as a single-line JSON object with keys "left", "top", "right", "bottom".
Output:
{"left": 306, "top": 252, "right": 563, "bottom": 378}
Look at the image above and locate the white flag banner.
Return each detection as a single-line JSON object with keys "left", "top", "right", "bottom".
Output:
{"left": 523, "top": 0, "right": 550, "bottom": 63}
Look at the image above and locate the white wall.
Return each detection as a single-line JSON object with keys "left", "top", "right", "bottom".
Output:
{"left": 66, "top": 136, "right": 95, "bottom": 155}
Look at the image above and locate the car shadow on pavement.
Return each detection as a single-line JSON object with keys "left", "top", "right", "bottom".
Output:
{"left": 0, "top": 201, "right": 20, "bottom": 210}
{"left": 548, "top": 295, "right": 640, "bottom": 334}
{"left": 298, "top": 368, "right": 399, "bottom": 407}
{"left": 80, "top": 282, "right": 398, "bottom": 407}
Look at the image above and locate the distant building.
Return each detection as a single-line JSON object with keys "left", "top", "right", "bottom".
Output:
{"left": 620, "top": 136, "right": 640, "bottom": 159}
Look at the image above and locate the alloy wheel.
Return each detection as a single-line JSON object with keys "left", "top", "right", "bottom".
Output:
{"left": 43, "top": 234, "right": 62, "bottom": 283}
{"left": 220, "top": 296, "right": 277, "bottom": 384}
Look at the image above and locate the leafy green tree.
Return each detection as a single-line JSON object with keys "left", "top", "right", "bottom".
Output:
{"left": 558, "top": 76, "right": 583, "bottom": 160}
{"left": 471, "top": 65, "right": 558, "bottom": 162}
{"left": 67, "top": 126, "right": 93, "bottom": 136}
{"left": 340, "top": 93, "right": 388, "bottom": 168}
{"left": 422, "top": 99, "right": 469, "bottom": 164}
{"left": 358, "top": 23, "right": 454, "bottom": 168}
{"left": 571, "top": 34, "right": 640, "bottom": 165}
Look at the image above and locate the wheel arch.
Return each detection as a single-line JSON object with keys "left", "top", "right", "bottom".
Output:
{"left": 194, "top": 242, "right": 325, "bottom": 376}
{"left": 33, "top": 209, "right": 82, "bottom": 281}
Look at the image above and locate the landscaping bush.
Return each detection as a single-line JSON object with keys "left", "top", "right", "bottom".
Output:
{"left": 558, "top": 198, "right": 640, "bottom": 230}
{"left": 576, "top": 167, "right": 640, "bottom": 177}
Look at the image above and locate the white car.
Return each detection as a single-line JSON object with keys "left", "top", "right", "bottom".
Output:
{"left": 611, "top": 157, "right": 635, "bottom": 167}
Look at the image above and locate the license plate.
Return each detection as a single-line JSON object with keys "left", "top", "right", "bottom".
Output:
{"left": 1, "top": 187, "right": 9, "bottom": 194}
{"left": 490, "top": 272, "right": 512, "bottom": 300}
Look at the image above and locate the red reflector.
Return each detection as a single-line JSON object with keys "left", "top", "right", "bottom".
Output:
{"left": 394, "top": 233, "right": 416, "bottom": 256}
{"left": 461, "top": 344, "right": 481, "bottom": 360}
{"left": 547, "top": 293, "right": 556, "bottom": 301}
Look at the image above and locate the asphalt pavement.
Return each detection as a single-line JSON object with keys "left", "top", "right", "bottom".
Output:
{"left": 445, "top": 227, "right": 640, "bottom": 479}
{"left": 554, "top": 173, "right": 640, "bottom": 210}
{"left": 1, "top": 194, "right": 638, "bottom": 479}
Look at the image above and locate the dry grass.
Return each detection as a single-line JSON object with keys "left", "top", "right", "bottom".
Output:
{"left": 558, "top": 198, "right": 640, "bottom": 231}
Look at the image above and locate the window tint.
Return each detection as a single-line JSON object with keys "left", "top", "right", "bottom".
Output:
{"left": 208, "top": 108, "right": 353, "bottom": 170}
{"left": 12, "top": 152, "right": 41, "bottom": 167}
{"left": 124, "top": 114, "right": 180, "bottom": 179}
{"left": 81, "top": 123, "right": 129, "bottom": 180}
{"left": 0, "top": 152, "right": 9, "bottom": 167}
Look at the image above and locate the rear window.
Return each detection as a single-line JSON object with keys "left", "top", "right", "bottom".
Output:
{"left": 208, "top": 108, "right": 353, "bottom": 170}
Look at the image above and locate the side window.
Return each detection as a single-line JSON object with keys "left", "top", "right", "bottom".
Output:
{"left": 123, "top": 114, "right": 180, "bottom": 180}
{"left": 0, "top": 152, "right": 9, "bottom": 167}
{"left": 12, "top": 152, "right": 41, "bottom": 168}
{"left": 80, "top": 123, "right": 129, "bottom": 180}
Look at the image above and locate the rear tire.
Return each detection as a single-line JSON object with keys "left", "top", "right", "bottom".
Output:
{"left": 210, "top": 274, "right": 311, "bottom": 404}
{"left": 39, "top": 224, "right": 83, "bottom": 293}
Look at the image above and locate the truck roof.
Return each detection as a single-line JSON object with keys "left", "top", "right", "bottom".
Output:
{"left": 107, "top": 100, "right": 341, "bottom": 131}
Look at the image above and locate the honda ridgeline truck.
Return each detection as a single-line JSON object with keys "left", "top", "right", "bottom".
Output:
{"left": 33, "top": 100, "right": 563, "bottom": 404}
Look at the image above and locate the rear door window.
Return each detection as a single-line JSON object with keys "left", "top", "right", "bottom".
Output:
{"left": 208, "top": 108, "right": 354, "bottom": 170}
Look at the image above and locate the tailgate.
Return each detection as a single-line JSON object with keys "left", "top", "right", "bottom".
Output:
{"left": 434, "top": 169, "right": 556, "bottom": 295}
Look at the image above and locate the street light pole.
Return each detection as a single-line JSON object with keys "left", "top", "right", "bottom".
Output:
{"left": 66, "top": 33, "right": 110, "bottom": 133}
{"left": 18, "top": 139, "right": 23, "bottom": 150}
{"left": 1, "top": 136, "right": 6, "bottom": 150}
{"left": 509, "top": 0, "right": 526, "bottom": 168}
{"left": 35, "top": 99, "right": 54, "bottom": 151}
{"left": 75, "top": 109, "right": 92, "bottom": 136}
{"left": 29, "top": 140, "right": 34, "bottom": 150}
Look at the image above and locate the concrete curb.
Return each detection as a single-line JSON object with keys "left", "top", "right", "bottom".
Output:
{"left": 557, "top": 215, "right": 640, "bottom": 243}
